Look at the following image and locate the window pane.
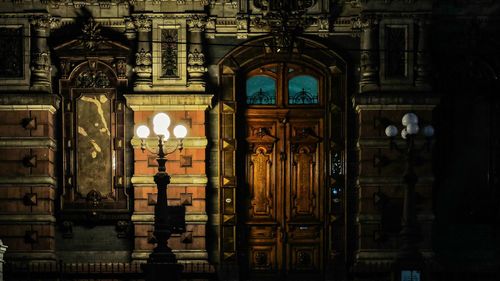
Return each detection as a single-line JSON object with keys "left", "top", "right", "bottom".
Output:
{"left": 246, "top": 75, "right": 276, "bottom": 105}
{"left": 288, "top": 75, "right": 318, "bottom": 104}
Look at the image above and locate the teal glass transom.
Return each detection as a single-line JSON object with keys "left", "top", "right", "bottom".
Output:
{"left": 288, "top": 75, "right": 319, "bottom": 105}
{"left": 246, "top": 75, "right": 276, "bottom": 105}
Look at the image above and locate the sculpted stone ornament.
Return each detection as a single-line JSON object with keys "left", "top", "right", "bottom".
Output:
{"left": 187, "top": 15, "right": 206, "bottom": 32}
{"left": 31, "top": 50, "right": 51, "bottom": 87}
{"left": 134, "top": 48, "right": 152, "bottom": 83}
{"left": 133, "top": 14, "right": 152, "bottom": 32}
{"left": 80, "top": 18, "right": 103, "bottom": 51}
{"left": 187, "top": 49, "right": 207, "bottom": 83}
{"left": 30, "top": 15, "right": 60, "bottom": 30}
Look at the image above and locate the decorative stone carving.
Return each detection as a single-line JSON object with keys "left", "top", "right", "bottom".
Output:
{"left": 75, "top": 70, "right": 111, "bottom": 88}
{"left": 31, "top": 50, "right": 52, "bottom": 87}
{"left": 236, "top": 15, "right": 248, "bottom": 39}
{"left": 29, "top": 15, "right": 60, "bottom": 30}
{"left": 86, "top": 190, "right": 102, "bottom": 208}
{"left": 187, "top": 49, "right": 207, "bottom": 82}
{"left": 115, "top": 59, "right": 127, "bottom": 78}
{"left": 133, "top": 14, "right": 152, "bottom": 32}
{"left": 161, "top": 29, "right": 179, "bottom": 77}
{"left": 79, "top": 18, "right": 103, "bottom": 51}
{"left": 187, "top": 15, "right": 206, "bottom": 32}
{"left": 60, "top": 60, "right": 72, "bottom": 78}
{"left": 134, "top": 48, "right": 152, "bottom": 82}
{"left": 317, "top": 16, "right": 329, "bottom": 37}
{"left": 350, "top": 17, "right": 363, "bottom": 37}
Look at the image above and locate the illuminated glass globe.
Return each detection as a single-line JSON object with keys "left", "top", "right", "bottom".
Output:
{"left": 173, "top": 125, "right": 188, "bottom": 139}
{"left": 136, "top": 125, "right": 150, "bottom": 139}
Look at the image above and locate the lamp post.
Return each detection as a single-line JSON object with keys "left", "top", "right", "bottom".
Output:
{"left": 385, "top": 113, "right": 434, "bottom": 281}
{"left": 136, "top": 112, "right": 188, "bottom": 281}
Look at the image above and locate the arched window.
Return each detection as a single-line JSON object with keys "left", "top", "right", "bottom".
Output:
{"left": 288, "top": 75, "right": 319, "bottom": 105}
{"left": 246, "top": 75, "right": 276, "bottom": 105}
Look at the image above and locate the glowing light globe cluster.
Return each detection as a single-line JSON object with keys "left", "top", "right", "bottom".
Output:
{"left": 385, "top": 113, "right": 434, "bottom": 139}
{"left": 136, "top": 113, "right": 188, "bottom": 140}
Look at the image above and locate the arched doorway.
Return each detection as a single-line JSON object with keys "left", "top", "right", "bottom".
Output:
{"left": 217, "top": 37, "right": 347, "bottom": 280}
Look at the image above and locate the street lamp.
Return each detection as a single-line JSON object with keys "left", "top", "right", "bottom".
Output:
{"left": 136, "top": 112, "right": 187, "bottom": 281}
{"left": 385, "top": 113, "right": 434, "bottom": 281}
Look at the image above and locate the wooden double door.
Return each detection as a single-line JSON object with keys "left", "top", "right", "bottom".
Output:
{"left": 239, "top": 107, "right": 325, "bottom": 279}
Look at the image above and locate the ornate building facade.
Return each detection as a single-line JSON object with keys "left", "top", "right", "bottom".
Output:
{"left": 0, "top": 0, "right": 498, "bottom": 280}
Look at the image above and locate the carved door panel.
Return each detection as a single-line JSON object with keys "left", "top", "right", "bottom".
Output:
{"left": 242, "top": 109, "right": 324, "bottom": 278}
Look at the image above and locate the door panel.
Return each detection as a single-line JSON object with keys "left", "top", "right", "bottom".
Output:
{"left": 242, "top": 112, "right": 324, "bottom": 278}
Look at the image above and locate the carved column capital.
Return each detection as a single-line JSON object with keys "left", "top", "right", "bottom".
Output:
{"left": 133, "top": 14, "right": 152, "bottom": 32}
{"left": 187, "top": 15, "right": 206, "bottom": 32}
{"left": 30, "top": 15, "right": 60, "bottom": 34}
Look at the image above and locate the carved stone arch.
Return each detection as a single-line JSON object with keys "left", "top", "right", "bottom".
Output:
{"left": 216, "top": 35, "right": 349, "bottom": 272}
{"left": 52, "top": 20, "right": 131, "bottom": 223}
{"left": 67, "top": 59, "right": 119, "bottom": 89}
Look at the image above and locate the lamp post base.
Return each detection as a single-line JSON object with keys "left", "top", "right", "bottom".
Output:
{"left": 142, "top": 261, "right": 183, "bottom": 281}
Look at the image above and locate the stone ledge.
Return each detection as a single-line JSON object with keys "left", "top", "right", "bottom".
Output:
{"left": 0, "top": 137, "right": 57, "bottom": 149}
{"left": 0, "top": 93, "right": 60, "bottom": 113}
{"left": 353, "top": 93, "right": 440, "bottom": 111}
{"left": 0, "top": 176, "right": 56, "bottom": 186}
{"left": 131, "top": 175, "right": 207, "bottom": 185}
{"left": 131, "top": 213, "right": 208, "bottom": 223}
{"left": 0, "top": 214, "right": 56, "bottom": 223}
{"left": 132, "top": 250, "right": 208, "bottom": 261}
{"left": 125, "top": 94, "right": 213, "bottom": 111}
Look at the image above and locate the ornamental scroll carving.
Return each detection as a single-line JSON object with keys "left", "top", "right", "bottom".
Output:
{"left": 290, "top": 127, "right": 321, "bottom": 217}
{"left": 246, "top": 126, "right": 278, "bottom": 219}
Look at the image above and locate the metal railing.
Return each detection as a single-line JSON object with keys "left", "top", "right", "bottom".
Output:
{"left": 5, "top": 260, "right": 216, "bottom": 281}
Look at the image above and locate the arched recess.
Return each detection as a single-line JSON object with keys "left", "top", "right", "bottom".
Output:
{"left": 54, "top": 33, "right": 130, "bottom": 224}
{"left": 217, "top": 36, "right": 348, "bottom": 278}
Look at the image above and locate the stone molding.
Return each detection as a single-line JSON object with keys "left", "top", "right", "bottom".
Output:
{"left": 0, "top": 137, "right": 57, "bottom": 149}
{"left": 124, "top": 94, "right": 213, "bottom": 111}
{"left": 0, "top": 176, "right": 56, "bottom": 186}
{"left": 131, "top": 213, "right": 208, "bottom": 223}
{"left": 131, "top": 175, "right": 208, "bottom": 185}
{"left": 0, "top": 214, "right": 56, "bottom": 223}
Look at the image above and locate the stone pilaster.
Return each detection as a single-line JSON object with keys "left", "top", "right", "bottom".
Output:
{"left": 187, "top": 15, "right": 207, "bottom": 87}
{"left": 125, "top": 94, "right": 213, "bottom": 265}
{"left": 133, "top": 15, "right": 153, "bottom": 88}
{"left": 351, "top": 94, "right": 439, "bottom": 279}
{"left": 359, "top": 15, "right": 379, "bottom": 93}
{"left": 29, "top": 16, "right": 58, "bottom": 92}
{"left": 415, "top": 17, "right": 432, "bottom": 90}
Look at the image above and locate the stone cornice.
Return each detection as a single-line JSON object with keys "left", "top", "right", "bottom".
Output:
{"left": 0, "top": 176, "right": 56, "bottom": 186}
{"left": 0, "top": 93, "right": 60, "bottom": 113}
{"left": 0, "top": 137, "right": 57, "bottom": 149}
{"left": 124, "top": 93, "right": 213, "bottom": 111}
{"left": 353, "top": 93, "right": 440, "bottom": 111}
{"left": 131, "top": 174, "right": 207, "bottom": 185}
